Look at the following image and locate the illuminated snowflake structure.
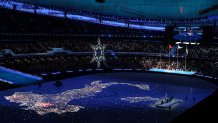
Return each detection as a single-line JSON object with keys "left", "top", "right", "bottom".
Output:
{"left": 91, "top": 38, "right": 106, "bottom": 68}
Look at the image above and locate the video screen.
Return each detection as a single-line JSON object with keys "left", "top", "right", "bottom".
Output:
{"left": 174, "top": 27, "right": 203, "bottom": 36}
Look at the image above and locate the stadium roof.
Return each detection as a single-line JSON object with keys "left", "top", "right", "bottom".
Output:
{"left": 18, "top": 0, "right": 218, "bottom": 19}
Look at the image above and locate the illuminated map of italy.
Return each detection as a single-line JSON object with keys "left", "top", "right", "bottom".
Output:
{"left": 5, "top": 80, "right": 155, "bottom": 115}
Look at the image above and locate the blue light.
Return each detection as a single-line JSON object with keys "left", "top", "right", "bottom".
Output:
{"left": 51, "top": 72, "right": 61, "bottom": 75}
{"left": 0, "top": 66, "right": 43, "bottom": 85}
{"left": 95, "top": 68, "right": 103, "bottom": 71}
{"left": 0, "top": 66, "right": 42, "bottom": 80}
{"left": 149, "top": 68, "right": 196, "bottom": 75}
{"left": 0, "top": 78, "right": 13, "bottom": 84}
{"left": 41, "top": 73, "right": 48, "bottom": 76}
{"left": 86, "top": 69, "right": 93, "bottom": 71}
{"left": 114, "top": 68, "right": 123, "bottom": 71}
{"left": 0, "top": 1, "right": 165, "bottom": 31}
{"left": 66, "top": 70, "right": 74, "bottom": 73}
{"left": 124, "top": 69, "right": 133, "bottom": 71}
{"left": 136, "top": 69, "right": 143, "bottom": 71}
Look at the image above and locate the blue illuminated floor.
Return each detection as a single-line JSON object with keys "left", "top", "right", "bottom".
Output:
{"left": 0, "top": 66, "right": 42, "bottom": 85}
{"left": 0, "top": 72, "right": 216, "bottom": 123}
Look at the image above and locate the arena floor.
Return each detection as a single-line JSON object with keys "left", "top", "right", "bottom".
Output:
{"left": 0, "top": 72, "right": 216, "bottom": 123}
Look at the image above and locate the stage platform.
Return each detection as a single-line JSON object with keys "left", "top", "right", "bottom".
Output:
{"left": 0, "top": 66, "right": 43, "bottom": 85}
{"left": 149, "top": 68, "right": 196, "bottom": 75}
{"left": 154, "top": 97, "right": 183, "bottom": 109}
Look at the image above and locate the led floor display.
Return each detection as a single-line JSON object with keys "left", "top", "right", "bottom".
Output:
{"left": 0, "top": 72, "right": 216, "bottom": 123}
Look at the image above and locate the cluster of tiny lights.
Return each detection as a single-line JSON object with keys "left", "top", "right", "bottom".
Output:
{"left": 5, "top": 80, "right": 152, "bottom": 115}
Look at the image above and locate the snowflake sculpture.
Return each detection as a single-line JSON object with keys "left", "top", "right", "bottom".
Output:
{"left": 91, "top": 38, "right": 106, "bottom": 68}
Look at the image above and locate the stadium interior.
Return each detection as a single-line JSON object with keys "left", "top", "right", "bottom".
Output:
{"left": 0, "top": 0, "right": 218, "bottom": 123}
